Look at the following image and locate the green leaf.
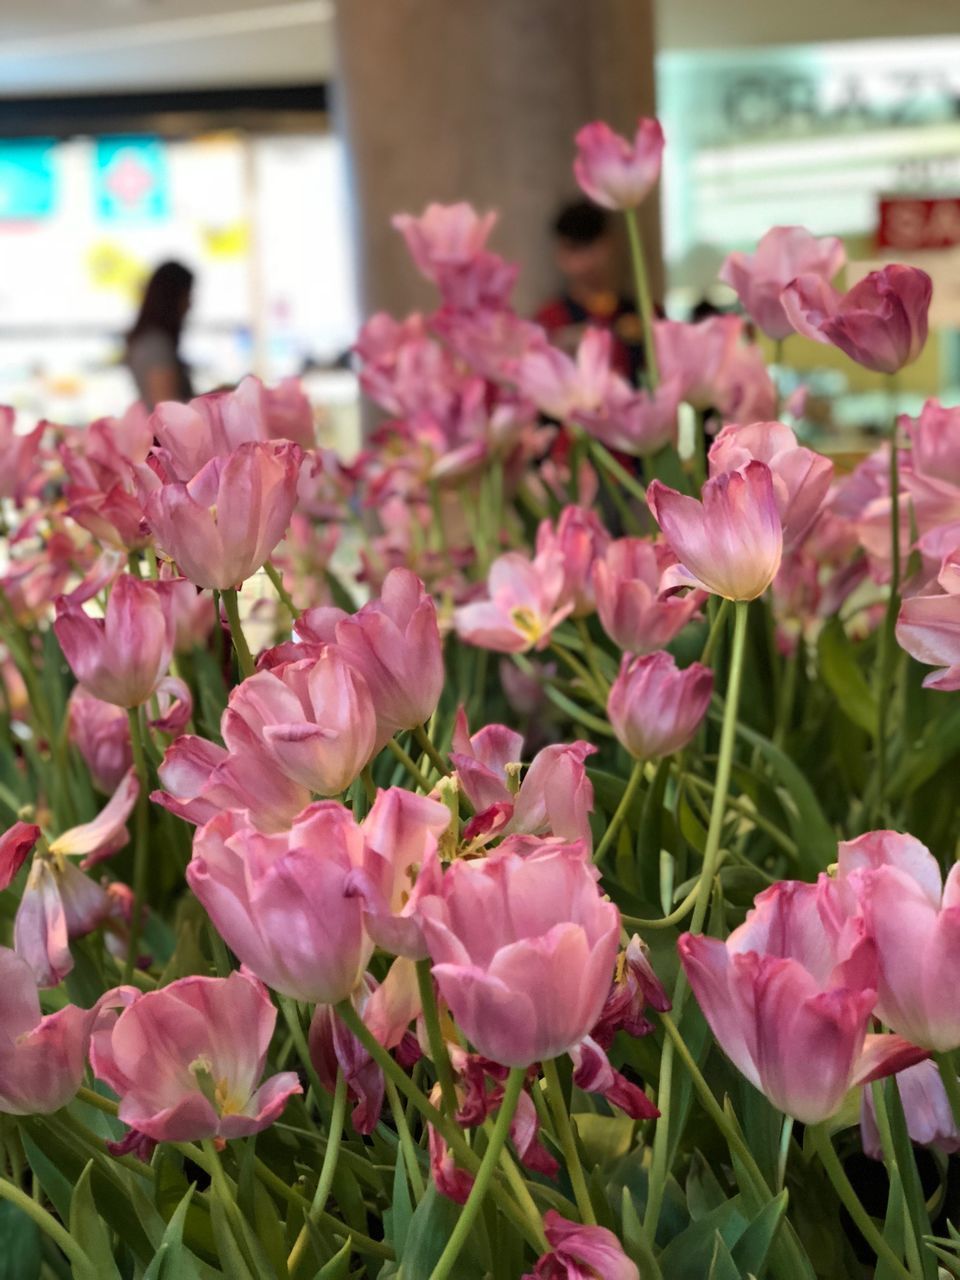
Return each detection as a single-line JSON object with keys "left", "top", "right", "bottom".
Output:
{"left": 383, "top": 1144, "right": 413, "bottom": 1255}
{"left": 313, "top": 1237, "right": 352, "bottom": 1279}
{"left": 401, "top": 1184, "right": 483, "bottom": 1280}
{"left": 20, "top": 1126, "right": 74, "bottom": 1224}
{"left": 620, "top": 1187, "right": 663, "bottom": 1280}
{"left": 142, "top": 1185, "right": 204, "bottom": 1280}
{"left": 706, "top": 1233, "right": 742, "bottom": 1280}
{"left": 656, "top": 1199, "right": 750, "bottom": 1278}
{"left": 817, "top": 617, "right": 878, "bottom": 736}
{"left": 0, "top": 1200, "right": 41, "bottom": 1280}
{"left": 731, "top": 1191, "right": 788, "bottom": 1277}
{"left": 208, "top": 1197, "right": 256, "bottom": 1280}
{"left": 68, "top": 1161, "right": 122, "bottom": 1280}
{"left": 731, "top": 720, "right": 835, "bottom": 876}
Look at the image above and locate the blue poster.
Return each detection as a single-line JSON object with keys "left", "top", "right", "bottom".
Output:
{"left": 0, "top": 139, "right": 56, "bottom": 220}
{"left": 95, "top": 137, "right": 169, "bottom": 221}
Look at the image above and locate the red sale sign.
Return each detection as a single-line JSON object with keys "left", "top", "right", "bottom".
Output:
{"left": 878, "top": 196, "right": 960, "bottom": 250}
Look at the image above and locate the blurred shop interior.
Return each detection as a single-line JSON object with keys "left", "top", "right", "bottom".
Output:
{"left": 3, "top": 0, "right": 960, "bottom": 453}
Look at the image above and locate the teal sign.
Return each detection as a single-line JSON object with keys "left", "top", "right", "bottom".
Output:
{"left": 95, "top": 137, "right": 169, "bottom": 221}
{"left": 0, "top": 139, "right": 56, "bottom": 220}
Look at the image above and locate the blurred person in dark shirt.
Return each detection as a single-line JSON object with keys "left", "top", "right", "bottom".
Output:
{"left": 535, "top": 200, "right": 644, "bottom": 382}
{"left": 126, "top": 261, "right": 195, "bottom": 410}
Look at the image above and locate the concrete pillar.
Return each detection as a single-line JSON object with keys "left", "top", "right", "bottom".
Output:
{"left": 332, "top": 0, "right": 661, "bottom": 321}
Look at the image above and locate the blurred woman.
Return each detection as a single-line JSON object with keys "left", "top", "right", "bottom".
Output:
{"left": 125, "top": 261, "right": 195, "bottom": 410}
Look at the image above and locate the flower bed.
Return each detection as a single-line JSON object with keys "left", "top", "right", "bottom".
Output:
{"left": 1, "top": 115, "right": 958, "bottom": 1279}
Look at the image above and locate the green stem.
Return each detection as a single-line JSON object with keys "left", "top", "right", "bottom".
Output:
{"left": 777, "top": 1115, "right": 794, "bottom": 1192}
{"left": 287, "top": 1069, "right": 348, "bottom": 1277}
{"left": 549, "top": 641, "right": 606, "bottom": 707}
{"left": 221, "top": 588, "right": 255, "bottom": 680}
{"left": 123, "top": 708, "right": 150, "bottom": 984}
{"left": 429, "top": 1067, "right": 526, "bottom": 1280}
{"left": 935, "top": 1052, "right": 960, "bottom": 1128}
{"left": 264, "top": 560, "right": 301, "bottom": 620}
{"left": 773, "top": 644, "right": 799, "bottom": 749}
{"left": 0, "top": 1174, "right": 93, "bottom": 1270}
{"left": 335, "top": 999, "right": 457, "bottom": 1150}
{"left": 385, "top": 737, "right": 433, "bottom": 791}
{"left": 644, "top": 602, "right": 749, "bottom": 1236}
{"left": 280, "top": 998, "right": 328, "bottom": 1107}
{"left": 574, "top": 617, "right": 610, "bottom": 698}
{"left": 874, "top": 374, "right": 902, "bottom": 822}
{"left": 203, "top": 1137, "right": 261, "bottom": 1275}
{"left": 621, "top": 879, "right": 702, "bottom": 930}
{"left": 413, "top": 723, "right": 449, "bottom": 776}
{"left": 699, "top": 597, "right": 731, "bottom": 667}
{"left": 416, "top": 959, "right": 460, "bottom": 1117}
{"left": 869, "top": 1078, "right": 927, "bottom": 1280}
{"left": 385, "top": 1075, "right": 426, "bottom": 1202}
{"left": 541, "top": 1058, "right": 596, "bottom": 1225}
{"left": 586, "top": 438, "right": 648, "bottom": 506}
{"left": 593, "top": 759, "right": 644, "bottom": 864}
{"left": 809, "top": 1123, "right": 913, "bottom": 1280}
{"left": 624, "top": 207, "right": 659, "bottom": 387}
{"left": 689, "top": 601, "right": 748, "bottom": 936}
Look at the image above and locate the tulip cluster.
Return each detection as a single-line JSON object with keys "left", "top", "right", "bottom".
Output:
{"left": 0, "top": 109, "right": 956, "bottom": 1280}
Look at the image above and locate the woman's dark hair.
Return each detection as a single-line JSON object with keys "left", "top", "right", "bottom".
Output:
{"left": 127, "top": 260, "right": 194, "bottom": 346}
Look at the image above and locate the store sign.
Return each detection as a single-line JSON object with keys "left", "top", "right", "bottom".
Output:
{"left": 878, "top": 196, "right": 960, "bottom": 251}
{"left": 94, "top": 138, "right": 169, "bottom": 221}
{"left": 0, "top": 139, "right": 55, "bottom": 220}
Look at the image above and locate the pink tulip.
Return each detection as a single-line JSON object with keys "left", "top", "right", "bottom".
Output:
{"left": 573, "top": 117, "right": 664, "bottom": 210}
{"left": 709, "top": 421, "right": 834, "bottom": 551}
{"left": 296, "top": 568, "right": 444, "bottom": 749}
{"left": 535, "top": 505, "right": 610, "bottom": 617}
{"left": 516, "top": 327, "right": 622, "bottom": 422}
{"left": 719, "top": 226, "right": 845, "bottom": 341}
{"left": 449, "top": 709, "right": 525, "bottom": 812}
{"left": 608, "top": 650, "right": 713, "bottom": 761}
{"left": 223, "top": 651, "right": 376, "bottom": 797}
{"left": 906, "top": 399, "right": 960, "bottom": 488}
{"left": 49, "top": 768, "right": 139, "bottom": 868}
{"left": 310, "top": 964, "right": 422, "bottom": 1135}
{"left": 55, "top": 574, "right": 176, "bottom": 707}
{"left": 0, "top": 946, "right": 126, "bottom": 1115}
{"left": 68, "top": 686, "right": 132, "bottom": 794}
{"left": 153, "top": 732, "right": 310, "bottom": 832}
{"left": 522, "top": 1211, "right": 639, "bottom": 1280}
{"left": 578, "top": 377, "right": 682, "bottom": 458}
{"left": 450, "top": 711, "right": 596, "bottom": 848}
{"left": 0, "top": 821, "right": 40, "bottom": 892}
{"left": 187, "top": 803, "right": 372, "bottom": 1004}
{"left": 15, "top": 856, "right": 112, "bottom": 987}
{"left": 90, "top": 971, "right": 301, "bottom": 1142}
{"left": 391, "top": 203, "right": 497, "bottom": 283}
{"left": 141, "top": 441, "right": 302, "bottom": 589}
{"left": 782, "top": 264, "right": 932, "bottom": 374}
{"left": 593, "top": 538, "right": 704, "bottom": 652}
{"left": 0, "top": 410, "right": 44, "bottom": 505}
{"left": 310, "top": 978, "right": 387, "bottom": 1135}
{"left": 419, "top": 841, "right": 620, "bottom": 1066}
{"left": 164, "top": 575, "right": 216, "bottom": 653}
{"left": 345, "top": 787, "right": 451, "bottom": 959}
{"left": 149, "top": 376, "right": 313, "bottom": 479}
{"left": 897, "top": 559, "right": 960, "bottom": 689}
{"left": 860, "top": 1060, "right": 960, "bottom": 1160}
{"left": 836, "top": 830, "right": 960, "bottom": 1051}
{"left": 653, "top": 315, "right": 741, "bottom": 411}
{"left": 648, "top": 462, "right": 783, "bottom": 600}
{"left": 679, "top": 878, "right": 924, "bottom": 1123}
{"left": 66, "top": 485, "right": 149, "bottom": 552}
{"left": 454, "top": 549, "right": 572, "bottom": 653}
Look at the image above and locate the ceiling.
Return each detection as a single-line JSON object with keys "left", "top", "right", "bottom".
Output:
{"left": 0, "top": 1, "right": 333, "bottom": 96}
{"left": 0, "top": 0, "right": 958, "bottom": 98}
